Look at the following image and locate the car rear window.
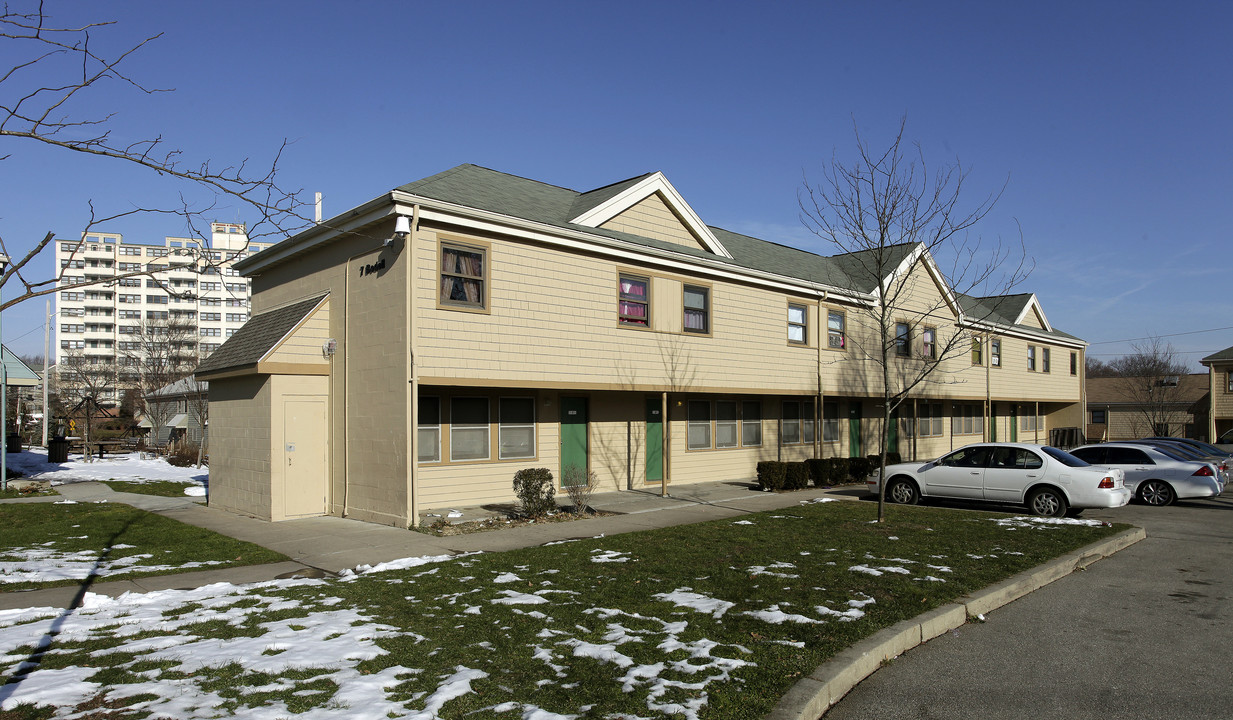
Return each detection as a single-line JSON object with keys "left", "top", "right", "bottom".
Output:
{"left": 1043, "top": 446, "right": 1090, "bottom": 467}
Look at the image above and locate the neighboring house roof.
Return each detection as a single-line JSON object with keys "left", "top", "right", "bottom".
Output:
{"left": 194, "top": 294, "right": 328, "bottom": 377}
{"left": 146, "top": 377, "right": 207, "bottom": 400}
{"left": 1201, "top": 344, "right": 1233, "bottom": 364}
{"left": 1086, "top": 373, "right": 1210, "bottom": 406}
{"left": 0, "top": 345, "right": 40, "bottom": 387}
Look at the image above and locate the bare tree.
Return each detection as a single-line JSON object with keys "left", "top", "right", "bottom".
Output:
{"left": 0, "top": 3, "right": 313, "bottom": 311}
{"left": 1085, "top": 356, "right": 1117, "bottom": 378}
{"left": 1106, "top": 337, "right": 1190, "bottom": 437}
{"left": 800, "top": 118, "right": 1031, "bottom": 521}
{"left": 186, "top": 378, "right": 208, "bottom": 467}
{"left": 120, "top": 318, "right": 197, "bottom": 446}
{"left": 55, "top": 345, "right": 113, "bottom": 458}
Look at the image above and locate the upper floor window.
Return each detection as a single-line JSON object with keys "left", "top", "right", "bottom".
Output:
{"left": 1070, "top": 352, "right": 1078, "bottom": 375}
{"left": 991, "top": 338, "right": 1002, "bottom": 367}
{"left": 1027, "top": 345, "right": 1037, "bottom": 371}
{"left": 922, "top": 327, "right": 937, "bottom": 360}
{"left": 827, "top": 310, "right": 845, "bottom": 349}
{"left": 618, "top": 275, "right": 649, "bottom": 327}
{"left": 787, "top": 304, "right": 807, "bottom": 344}
{"left": 971, "top": 337, "right": 983, "bottom": 365}
{"left": 1227, "top": 372, "right": 1232, "bottom": 393}
{"left": 683, "top": 285, "right": 709, "bottom": 334}
{"left": 440, "top": 243, "right": 486, "bottom": 309}
{"left": 895, "top": 323, "right": 911, "bottom": 357}
{"left": 1042, "top": 347, "right": 1051, "bottom": 373}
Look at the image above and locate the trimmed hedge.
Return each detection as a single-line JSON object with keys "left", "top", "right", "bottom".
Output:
{"left": 756, "top": 461, "right": 787, "bottom": 491}
{"left": 784, "top": 462, "right": 810, "bottom": 490}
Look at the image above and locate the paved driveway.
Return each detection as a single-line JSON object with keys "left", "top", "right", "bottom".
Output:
{"left": 822, "top": 493, "right": 1233, "bottom": 719}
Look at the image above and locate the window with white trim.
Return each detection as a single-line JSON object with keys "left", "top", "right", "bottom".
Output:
{"left": 418, "top": 397, "right": 440, "bottom": 463}
{"left": 683, "top": 285, "right": 709, "bottom": 333}
{"left": 788, "top": 303, "right": 807, "bottom": 344}
{"left": 781, "top": 399, "right": 816, "bottom": 445}
{"left": 618, "top": 274, "right": 649, "bottom": 326}
{"left": 450, "top": 397, "right": 489, "bottom": 461}
{"left": 440, "top": 243, "right": 486, "bottom": 309}
{"left": 827, "top": 310, "right": 846, "bottom": 349}
{"left": 1027, "top": 345, "right": 1037, "bottom": 371}
{"left": 991, "top": 338, "right": 1002, "bottom": 367}
{"left": 922, "top": 326, "right": 937, "bottom": 360}
{"left": 498, "top": 397, "right": 535, "bottom": 459}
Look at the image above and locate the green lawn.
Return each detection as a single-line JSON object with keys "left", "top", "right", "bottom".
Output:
{"left": 0, "top": 503, "right": 287, "bottom": 592}
{"left": 100, "top": 480, "right": 202, "bottom": 497}
{"left": 0, "top": 500, "right": 1129, "bottom": 719}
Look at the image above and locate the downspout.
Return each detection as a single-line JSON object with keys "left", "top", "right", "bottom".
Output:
{"left": 985, "top": 336, "right": 991, "bottom": 442}
{"left": 816, "top": 291, "right": 825, "bottom": 459}
{"left": 406, "top": 204, "right": 420, "bottom": 529}
{"left": 1208, "top": 365, "right": 1216, "bottom": 442}
{"left": 661, "top": 392, "right": 668, "bottom": 497}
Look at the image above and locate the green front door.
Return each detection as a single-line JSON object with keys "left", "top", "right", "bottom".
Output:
{"left": 561, "top": 397, "right": 588, "bottom": 480}
{"left": 848, "top": 403, "right": 862, "bottom": 458}
{"left": 1009, "top": 405, "right": 1018, "bottom": 442}
{"left": 645, "top": 398, "right": 663, "bottom": 482}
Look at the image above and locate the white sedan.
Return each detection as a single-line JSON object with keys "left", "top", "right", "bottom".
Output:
{"left": 868, "top": 443, "right": 1132, "bottom": 517}
{"left": 1069, "top": 443, "right": 1225, "bottom": 506}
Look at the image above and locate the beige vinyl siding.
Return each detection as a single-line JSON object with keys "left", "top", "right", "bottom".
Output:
{"left": 413, "top": 229, "right": 821, "bottom": 395}
{"left": 599, "top": 193, "right": 706, "bottom": 251}
{"left": 1212, "top": 366, "right": 1233, "bottom": 416}
{"left": 1019, "top": 307, "right": 1046, "bottom": 330}
{"left": 265, "top": 301, "right": 331, "bottom": 366}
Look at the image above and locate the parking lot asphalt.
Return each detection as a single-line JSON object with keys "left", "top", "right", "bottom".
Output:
{"left": 818, "top": 492, "right": 1233, "bottom": 720}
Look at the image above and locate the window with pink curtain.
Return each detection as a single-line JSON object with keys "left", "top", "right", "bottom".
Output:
{"left": 618, "top": 275, "right": 649, "bottom": 326}
{"left": 440, "top": 244, "right": 485, "bottom": 308}
{"left": 683, "top": 285, "right": 708, "bottom": 333}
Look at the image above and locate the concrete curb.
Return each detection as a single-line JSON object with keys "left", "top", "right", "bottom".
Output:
{"left": 765, "top": 526, "right": 1147, "bottom": 720}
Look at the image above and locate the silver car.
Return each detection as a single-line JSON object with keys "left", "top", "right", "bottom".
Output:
{"left": 867, "top": 443, "right": 1131, "bottom": 517}
{"left": 1070, "top": 443, "right": 1225, "bottom": 506}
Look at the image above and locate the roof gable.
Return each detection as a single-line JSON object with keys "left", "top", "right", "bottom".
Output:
{"left": 195, "top": 294, "right": 329, "bottom": 378}
{"left": 569, "top": 172, "right": 732, "bottom": 258}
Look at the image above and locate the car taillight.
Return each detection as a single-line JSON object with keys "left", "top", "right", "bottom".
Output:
{"left": 1098, "top": 477, "right": 1115, "bottom": 488}
{"left": 1193, "top": 466, "right": 1215, "bottom": 477}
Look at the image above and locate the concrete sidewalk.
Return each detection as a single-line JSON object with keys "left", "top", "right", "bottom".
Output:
{"left": 0, "top": 479, "right": 854, "bottom": 610}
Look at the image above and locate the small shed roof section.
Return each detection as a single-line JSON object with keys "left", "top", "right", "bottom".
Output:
{"left": 1086, "top": 373, "right": 1210, "bottom": 406}
{"left": 1, "top": 345, "right": 40, "bottom": 386}
{"left": 1201, "top": 344, "right": 1233, "bottom": 364}
{"left": 195, "top": 294, "right": 329, "bottom": 378}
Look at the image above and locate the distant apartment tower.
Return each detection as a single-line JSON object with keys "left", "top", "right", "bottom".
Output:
{"left": 54, "top": 222, "right": 268, "bottom": 403}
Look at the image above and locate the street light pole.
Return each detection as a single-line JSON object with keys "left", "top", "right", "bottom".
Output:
{"left": 0, "top": 252, "right": 9, "bottom": 492}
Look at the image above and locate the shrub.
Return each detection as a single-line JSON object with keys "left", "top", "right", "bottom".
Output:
{"left": 784, "top": 462, "right": 810, "bottom": 490}
{"left": 562, "top": 465, "right": 597, "bottom": 517}
{"left": 167, "top": 444, "right": 200, "bottom": 468}
{"left": 512, "top": 468, "right": 557, "bottom": 517}
{"left": 847, "top": 456, "right": 872, "bottom": 481}
{"left": 829, "top": 457, "right": 850, "bottom": 482}
{"left": 806, "top": 459, "right": 830, "bottom": 487}
{"left": 755, "top": 461, "right": 787, "bottom": 491}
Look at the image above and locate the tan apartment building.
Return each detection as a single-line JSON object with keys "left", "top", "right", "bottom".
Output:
{"left": 195, "top": 164, "right": 1087, "bottom": 527}
{"left": 1201, "top": 345, "right": 1233, "bottom": 442}
{"left": 55, "top": 222, "right": 271, "bottom": 404}
{"left": 1084, "top": 373, "right": 1209, "bottom": 442}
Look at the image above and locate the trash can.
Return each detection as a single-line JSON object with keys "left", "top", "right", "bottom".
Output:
{"left": 47, "top": 437, "right": 69, "bottom": 463}
{"left": 5, "top": 434, "right": 20, "bottom": 454}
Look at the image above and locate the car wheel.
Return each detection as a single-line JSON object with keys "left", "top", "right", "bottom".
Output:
{"left": 1027, "top": 487, "right": 1068, "bottom": 517}
{"left": 886, "top": 477, "right": 919, "bottom": 505}
{"left": 1138, "top": 480, "right": 1175, "bottom": 506}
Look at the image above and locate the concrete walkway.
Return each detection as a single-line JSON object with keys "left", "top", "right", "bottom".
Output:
{"left": 0, "top": 479, "right": 849, "bottom": 610}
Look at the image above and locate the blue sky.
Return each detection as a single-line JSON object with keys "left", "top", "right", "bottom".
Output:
{"left": 2, "top": 0, "right": 1230, "bottom": 369}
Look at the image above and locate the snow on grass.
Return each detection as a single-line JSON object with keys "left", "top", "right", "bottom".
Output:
{"left": 0, "top": 546, "right": 228, "bottom": 585}
{"left": 652, "top": 589, "right": 734, "bottom": 618}
{"left": 7, "top": 447, "right": 207, "bottom": 487}
{"left": 993, "top": 516, "right": 1109, "bottom": 528}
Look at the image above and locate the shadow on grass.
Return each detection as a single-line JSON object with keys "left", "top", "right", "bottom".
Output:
{"left": 0, "top": 517, "right": 135, "bottom": 703}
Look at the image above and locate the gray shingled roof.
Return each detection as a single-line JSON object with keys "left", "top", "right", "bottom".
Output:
{"left": 1202, "top": 345, "right": 1233, "bottom": 363}
{"left": 194, "top": 294, "right": 327, "bottom": 376}
{"left": 1086, "top": 373, "right": 1209, "bottom": 405}
{"left": 147, "top": 377, "right": 207, "bottom": 399}
{"left": 369, "top": 164, "right": 1079, "bottom": 342}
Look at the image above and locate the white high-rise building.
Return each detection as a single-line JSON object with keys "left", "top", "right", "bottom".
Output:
{"left": 54, "top": 222, "right": 269, "bottom": 403}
